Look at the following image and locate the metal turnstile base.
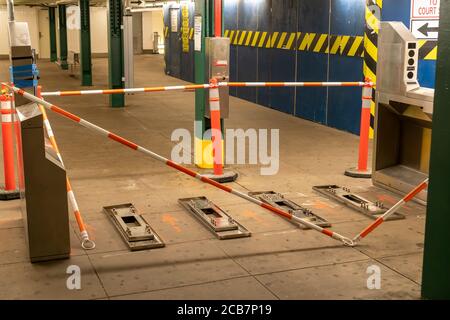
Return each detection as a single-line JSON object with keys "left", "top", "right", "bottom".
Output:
{"left": 312, "top": 185, "right": 405, "bottom": 220}
{"left": 103, "top": 203, "right": 165, "bottom": 251}
{"left": 178, "top": 196, "right": 251, "bottom": 239}
{"left": 0, "top": 187, "right": 20, "bottom": 201}
{"left": 248, "top": 191, "right": 331, "bottom": 229}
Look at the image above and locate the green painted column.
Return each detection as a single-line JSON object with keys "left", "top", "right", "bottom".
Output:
{"left": 79, "top": 0, "right": 92, "bottom": 86}
{"left": 194, "top": 0, "right": 224, "bottom": 168}
{"left": 421, "top": 0, "right": 450, "bottom": 300}
{"left": 58, "top": 4, "right": 68, "bottom": 70}
{"left": 49, "top": 7, "right": 57, "bottom": 62}
{"left": 107, "top": 0, "right": 125, "bottom": 107}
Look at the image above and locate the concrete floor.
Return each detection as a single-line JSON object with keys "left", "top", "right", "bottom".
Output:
{"left": 0, "top": 55, "right": 425, "bottom": 300}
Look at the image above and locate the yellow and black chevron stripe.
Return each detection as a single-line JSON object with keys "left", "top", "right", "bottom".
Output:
{"left": 418, "top": 40, "right": 437, "bottom": 60}
{"left": 163, "top": 25, "right": 194, "bottom": 40}
{"left": 224, "top": 29, "right": 365, "bottom": 57}
{"left": 364, "top": 0, "right": 382, "bottom": 138}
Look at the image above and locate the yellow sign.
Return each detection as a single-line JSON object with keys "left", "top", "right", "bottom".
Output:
{"left": 182, "top": 5, "right": 190, "bottom": 53}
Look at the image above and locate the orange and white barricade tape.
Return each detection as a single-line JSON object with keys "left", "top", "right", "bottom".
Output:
{"left": 5, "top": 82, "right": 356, "bottom": 247}
{"left": 36, "top": 86, "right": 95, "bottom": 250}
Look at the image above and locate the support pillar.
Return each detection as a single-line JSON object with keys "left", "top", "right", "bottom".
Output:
{"left": 194, "top": 0, "right": 224, "bottom": 169}
{"left": 421, "top": 0, "right": 450, "bottom": 300}
{"left": 49, "top": 7, "right": 57, "bottom": 62}
{"left": 79, "top": 0, "right": 92, "bottom": 86}
{"left": 58, "top": 4, "right": 68, "bottom": 70}
{"left": 107, "top": 0, "right": 125, "bottom": 107}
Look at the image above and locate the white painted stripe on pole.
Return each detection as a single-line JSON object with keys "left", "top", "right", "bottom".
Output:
{"left": 80, "top": 230, "right": 89, "bottom": 240}
{"left": 165, "top": 86, "right": 187, "bottom": 91}
{"left": 246, "top": 82, "right": 266, "bottom": 87}
{"left": 68, "top": 190, "right": 80, "bottom": 212}
{"left": 81, "top": 90, "right": 103, "bottom": 95}
{"left": 43, "top": 119, "right": 54, "bottom": 137}
{"left": 1, "top": 114, "right": 12, "bottom": 123}
{"left": 79, "top": 119, "right": 110, "bottom": 136}
{"left": 137, "top": 146, "right": 168, "bottom": 163}
{"left": 125, "top": 88, "right": 145, "bottom": 93}
{"left": 1, "top": 101, "right": 11, "bottom": 110}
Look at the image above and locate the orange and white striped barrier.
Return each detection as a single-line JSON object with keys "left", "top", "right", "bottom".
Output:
{"left": 40, "top": 81, "right": 371, "bottom": 97}
{"left": 209, "top": 79, "right": 223, "bottom": 176}
{"left": 345, "top": 78, "right": 374, "bottom": 178}
{"left": 36, "top": 86, "right": 95, "bottom": 250}
{"left": 4, "top": 82, "right": 356, "bottom": 247}
{"left": 353, "top": 178, "right": 429, "bottom": 243}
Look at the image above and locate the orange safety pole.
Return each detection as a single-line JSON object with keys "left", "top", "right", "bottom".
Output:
{"left": 5, "top": 82, "right": 356, "bottom": 247}
{"left": 345, "top": 78, "right": 374, "bottom": 178}
{"left": 209, "top": 78, "right": 223, "bottom": 176}
{"left": 0, "top": 86, "right": 17, "bottom": 193}
{"left": 353, "top": 178, "right": 429, "bottom": 243}
{"left": 36, "top": 86, "right": 95, "bottom": 250}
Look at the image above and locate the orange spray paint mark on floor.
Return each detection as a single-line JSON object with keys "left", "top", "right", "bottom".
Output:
{"left": 162, "top": 213, "right": 182, "bottom": 233}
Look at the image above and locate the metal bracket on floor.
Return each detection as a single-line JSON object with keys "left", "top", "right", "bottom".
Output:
{"left": 103, "top": 203, "right": 165, "bottom": 251}
{"left": 312, "top": 185, "right": 405, "bottom": 220}
{"left": 248, "top": 191, "right": 331, "bottom": 229}
{"left": 178, "top": 196, "right": 251, "bottom": 239}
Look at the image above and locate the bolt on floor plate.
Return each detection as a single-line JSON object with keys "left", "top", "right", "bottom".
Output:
{"left": 103, "top": 203, "right": 165, "bottom": 251}
{"left": 312, "top": 185, "right": 405, "bottom": 220}
{"left": 248, "top": 191, "right": 331, "bottom": 229}
{"left": 178, "top": 196, "right": 251, "bottom": 240}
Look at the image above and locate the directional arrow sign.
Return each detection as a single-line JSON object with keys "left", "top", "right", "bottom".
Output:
{"left": 411, "top": 20, "right": 439, "bottom": 39}
{"left": 131, "top": 0, "right": 145, "bottom": 7}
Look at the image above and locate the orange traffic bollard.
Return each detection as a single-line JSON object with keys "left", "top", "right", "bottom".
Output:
{"left": 345, "top": 78, "right": 374, "bottom": 178}
{"left": 0, "top": 84, "right": 19, "bottom": 200}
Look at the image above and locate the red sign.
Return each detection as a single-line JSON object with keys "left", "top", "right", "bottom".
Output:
{"left": 411, "top": 0, "right": 440, "bottom": 19}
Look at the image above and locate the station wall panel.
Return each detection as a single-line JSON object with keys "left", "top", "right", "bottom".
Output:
{"left": 224, "top": 0, "right": 238, "bottom": 97}
{"left": 255, "top": 0, "right": 272, "bottom": 109}
{"left": 236, "top": 0, "right": 258, "bottom": 103}
{"left": 295, "top": 0, "right": 330, "bottom": 124}
{"left": 268, "top": 0, "right": 297, "bottom": 114}
{"left": 327, "top": 0, "right": 365, "bottom": 134}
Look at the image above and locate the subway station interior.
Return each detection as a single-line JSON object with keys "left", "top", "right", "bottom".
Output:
{"left": 0, "top": 0, "right": 449, "bottom": 302}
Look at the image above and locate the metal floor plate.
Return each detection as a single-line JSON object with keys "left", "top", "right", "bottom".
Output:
{"left": 178, "top": 196, "right": 251, "bottom": 240}
{"left": 312, "top": 185, "right": 405, "bottom": 220}
{"left": 248, "top": 191, "right": 331, "bottom": 229}
{"left": 103, "top": 203, "right": 165, "bottom": 251}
